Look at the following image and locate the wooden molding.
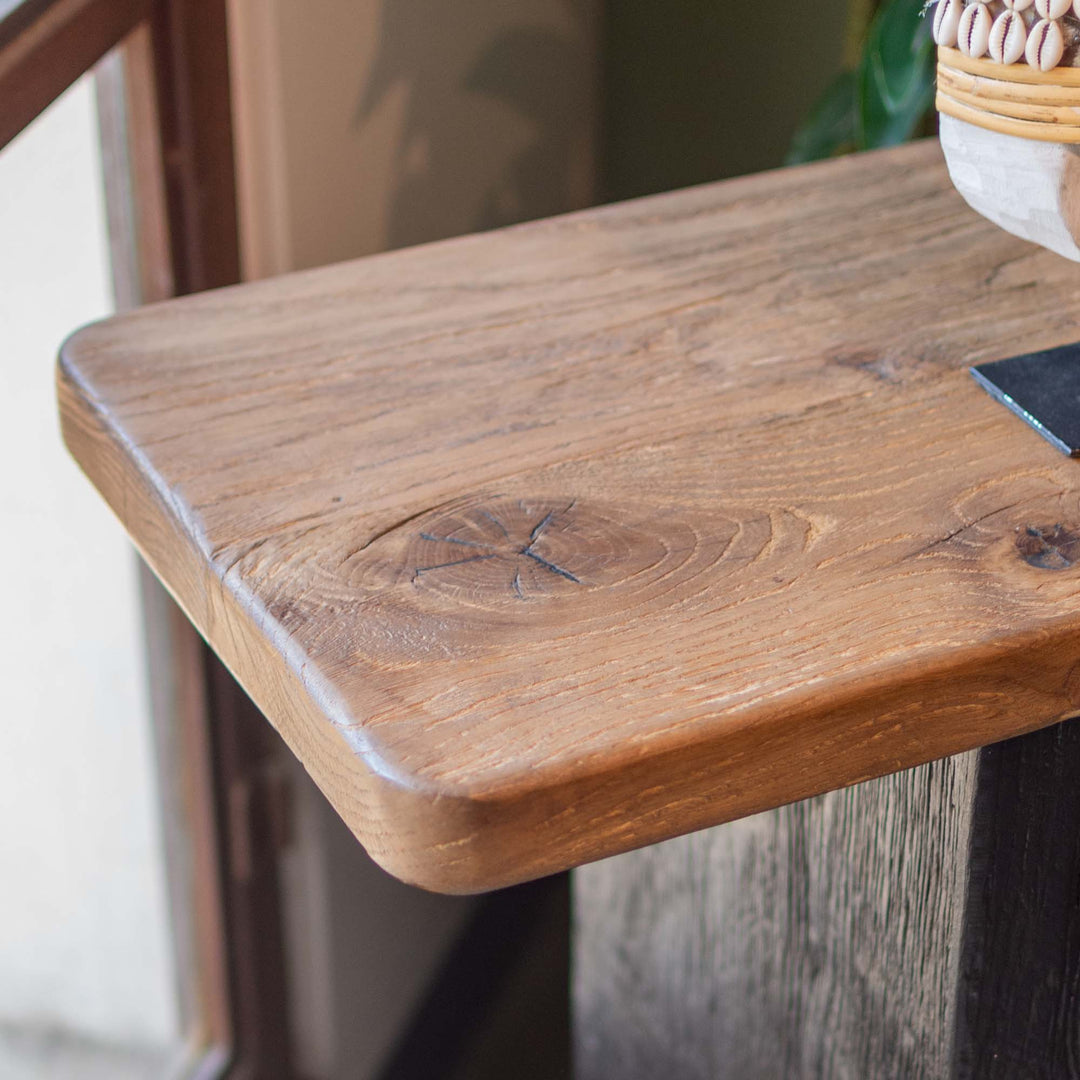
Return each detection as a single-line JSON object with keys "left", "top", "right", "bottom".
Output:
{"left": 224, "top": 0, "right": 292, "bottom": 281}
{"left": 0, "top": 0, "right": 148, "bottom": 150}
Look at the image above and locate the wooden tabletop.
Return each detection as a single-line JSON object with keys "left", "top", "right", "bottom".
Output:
{"left": 58, "top": 141, "right": 1080, "bottom": 893}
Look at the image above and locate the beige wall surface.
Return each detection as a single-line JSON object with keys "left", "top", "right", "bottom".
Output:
{"left": 226, "top": 4, "right": 600, "bottom": 1077}
{"left": 230, "top": 0, "right": 598, "bottom": 278}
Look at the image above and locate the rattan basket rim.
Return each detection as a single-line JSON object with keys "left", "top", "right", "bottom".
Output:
{"left": 938, "top": 64, "right": 1080, "bottom": 104}
{"left": 940, "top": 83, "right": 1080, "bottom": 123}
{"left": 937, "top": 90, "right": 1080, "bottom": 141}
{"left": 938, "top": 45, "right": 1080, "bottom": 87}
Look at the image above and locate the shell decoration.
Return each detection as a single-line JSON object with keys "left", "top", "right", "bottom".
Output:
{"left": 931, "top": 0, "right": 1080, "bottom": 70}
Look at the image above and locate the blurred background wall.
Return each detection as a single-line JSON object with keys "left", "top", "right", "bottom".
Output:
{"left": 228, "top": 0, "right": 599, "bottom": 279}
{"left": 601, "top": 2, "right": 850, "bottom": 200}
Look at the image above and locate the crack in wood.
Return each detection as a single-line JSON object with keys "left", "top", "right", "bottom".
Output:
{"left": 478, "top": 509, "right": 510, "bottom": 539}
{"left": 413, "top": 503, "right": 586, "bottom": 595}
{"left": 522, "top": 548, "right": 581, "bottom": 583}
{"left": 529, "top": 510, "right": 557, "bottom": 545}
{"left": 419, "top": 532, "right": 494, "bottom": 550}
{"left": 412, "top": 553, "right": 496, "bottom": 582}
{"left": 920, "top": 500, "right": 1025, "bottom": 553}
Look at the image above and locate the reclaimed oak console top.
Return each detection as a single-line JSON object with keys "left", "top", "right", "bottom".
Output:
{"left": 58, "top": 141, "right": 1080, "bottom": 893}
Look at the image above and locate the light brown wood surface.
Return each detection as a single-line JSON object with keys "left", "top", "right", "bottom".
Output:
{"left": 58, "top": 140, "right": 1080, "bottom": 893}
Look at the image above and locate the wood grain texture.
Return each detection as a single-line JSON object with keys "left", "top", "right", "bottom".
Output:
{"left": 573, "top": 753, "right": 980, "bottom": 1080}
{"left": 57, "top": 140, "right": 1080, "bottom": 892}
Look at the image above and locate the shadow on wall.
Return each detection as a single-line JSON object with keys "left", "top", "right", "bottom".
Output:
{"left": 354, "top": 0, "right": 596, "bottom": 250}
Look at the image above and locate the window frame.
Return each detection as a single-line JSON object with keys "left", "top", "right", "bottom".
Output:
{"left": 2, "top": 2, "right": 296, "bottom": 1075}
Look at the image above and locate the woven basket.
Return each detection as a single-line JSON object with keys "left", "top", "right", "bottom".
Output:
{"left": 937, "top": 44, "right": 1080, "bottom": 144}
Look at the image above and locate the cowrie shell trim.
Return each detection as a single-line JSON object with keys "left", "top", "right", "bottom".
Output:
{"left": 934, "top": 0, "right": 965, "bottom": 46}
{"left": 1036, "top": 0, "right": 1071, "bottom": 19}
{"left": 958, "top": 3, "right": 994, "bottom": 57}
{"left": 989, "top": 10, "right": 1029, "bottom": 64}
{"left": 1026, "top": 17, "right": 1065, "bottom": 70}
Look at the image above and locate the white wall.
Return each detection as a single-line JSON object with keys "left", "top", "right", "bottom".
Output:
{"left": 0, "top": 78, "right": 179, "bottom": 1055}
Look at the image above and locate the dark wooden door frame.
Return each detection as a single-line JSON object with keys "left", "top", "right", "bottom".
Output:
{"left": 101, "top": 4, "right": 297, "bottom": 1076}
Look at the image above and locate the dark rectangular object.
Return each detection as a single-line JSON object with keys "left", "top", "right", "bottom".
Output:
{"left": 972, "top": 343, "right": 1080, "bottom": 458}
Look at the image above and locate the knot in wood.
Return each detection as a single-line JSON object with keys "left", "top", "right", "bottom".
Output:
{"left": 337, "top": 495, "right": 751, "bottom": 646}
{"left": 1016, "top": 524, "right": 1080, "bottom": 570}
{"left": 412, "top": 499, "right": 594, "bottom": 600}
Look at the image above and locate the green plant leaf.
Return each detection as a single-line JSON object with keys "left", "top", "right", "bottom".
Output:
{"left": 786, "top": 70, "right": 858, "bottom": 165}
{"left": 856, "top": 0, "right": 935, "bottom": 148}
{"left": 788, "top": 0, "right": 935, "bottom": 162}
